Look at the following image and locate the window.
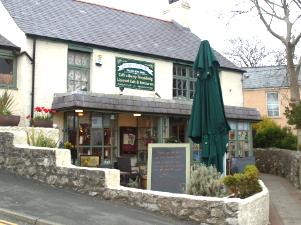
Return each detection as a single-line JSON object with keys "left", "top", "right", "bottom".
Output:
{"left": 0, "top": 50, "right": 17, "bottom": 88}
{"left": 228, "top": 121, "right": 252, "bottom": 158}
{"left": 267, "top": 92, "right": 279, "bottom": 117}
{"left": 173, "top": 64, "right": 197, "bottom": 100}
{"left": 67, "top": 50, "right": 90, "bottom": 92}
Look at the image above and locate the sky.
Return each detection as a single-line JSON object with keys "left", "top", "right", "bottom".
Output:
{"left": 83, "top": 0, "right": 284, "bottom": 56}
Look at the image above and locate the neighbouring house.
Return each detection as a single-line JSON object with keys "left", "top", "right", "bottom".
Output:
{"left": 0, "top": 0, "right": 260, "bottom": 167}
{"left": 243, "top": 65, "right": 301, "bottom": 129}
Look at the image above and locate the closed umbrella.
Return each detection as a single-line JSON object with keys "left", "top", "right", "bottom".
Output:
{"left": 188, "top": 40, "right": 230, "bottom": 173}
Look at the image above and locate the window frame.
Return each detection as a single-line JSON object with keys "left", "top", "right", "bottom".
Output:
{"left": 0, "top": 49, "right": 17, "bottom": 89}
{"left": 67, "top": 48, "right": 91, "bottom": 92}
{"left": 172, "top": 64, "right": 197, "bottom": 100}
{"left": 266, "top": 92, "right": 280, "bottom": 117}
{"left": 228, "top": 120, "right": 253, "bottom": 158}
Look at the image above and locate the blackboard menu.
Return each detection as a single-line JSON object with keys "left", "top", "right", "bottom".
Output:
{"left": 148, "top": 145, "right": 189, "bottom": 193}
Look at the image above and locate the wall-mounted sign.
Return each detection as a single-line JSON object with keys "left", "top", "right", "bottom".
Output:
{"left": 115, "top": 57, "right": 155, "bottom": 91}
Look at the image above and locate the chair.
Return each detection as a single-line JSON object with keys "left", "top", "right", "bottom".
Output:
{"left": 117, "top": 157, "right": 139, "bottom": 186}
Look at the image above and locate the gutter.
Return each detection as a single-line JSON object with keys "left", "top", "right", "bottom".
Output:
{"left": 30, "top": 39, "right": 36, "bottom": 120}
{"left": 20, "top": 51, "right": 33, "bottom": 62}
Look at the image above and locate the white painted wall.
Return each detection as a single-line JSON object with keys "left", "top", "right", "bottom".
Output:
{"left": 220, "top": 70, "right": 243, "bottom": 107}
{"left": 34, "top": 40, "right": 68, "bottom": 107}
{"left": 91, "top": 49, "right": 173, "bottom": 99}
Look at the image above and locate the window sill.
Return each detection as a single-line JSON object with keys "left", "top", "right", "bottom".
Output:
{"left": 267, "top": 116, "right": 281, "bottom": 119}
{"left": 0, "top": 86, "right": 18, "bottom": 90}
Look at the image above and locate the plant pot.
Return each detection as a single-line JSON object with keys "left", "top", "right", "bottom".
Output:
{"left": 32, "top": 119, "right": 53, "bottom": 128}
{"left": 0, "top": 115, "right": 20, "bottom": 126}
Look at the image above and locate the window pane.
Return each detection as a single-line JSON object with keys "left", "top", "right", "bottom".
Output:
{"left": 176, "top": 67, "right": 181, "bottom": 76}
{"left": 82, "top": 71, "right": 88, "bottom": 82}
{"left": 173, "top": 66, "right": 176, "bottom": 75}
{"left": 177, "top": 79, "right": 182, "bottom": 89}
{"left": 182, "top": 68, "right": 186, "bottom": 76}
{"left": 182, "top": 80, "right": 187, "bottom": 90}
{"left": 173, "top": 89, "right": 177, "bottom": 97}
{"left": 190, "top": 91, "right": 194, "bottom": 99}
{"left": 75, "top": 81, "right": 81, "bottom": 90}
{"left": 189, "top": 68, "right": 193, "bottom": 78}
{"left": 267, "top": 92, "right": 279, "bottom": 116}
{"left": 0, "top": 58, "right": 13, "bottom": 85}
{"left": 68, "top": 70, "right": 75, "bottom": 80}
{"left": 68, "top": 52, "right": 75, "bottom": 65}
{"left": 67, "top": 80, "right": 74, "bottom": 92}
{"left": 81, "top": 54, "right": 90, "bottom": 67}
{"left": 81, "top": 82, "right": 88, "bottom": 91}
{"left": 173, "top": 79, "right": 176, "bottom": 88}
{"left": 75, "top": 53, "right": 82, "bottom": 66}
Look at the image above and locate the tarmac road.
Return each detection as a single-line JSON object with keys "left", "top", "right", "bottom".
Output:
{"left": 0, "top": 170, "right": 195, "bottom": 225}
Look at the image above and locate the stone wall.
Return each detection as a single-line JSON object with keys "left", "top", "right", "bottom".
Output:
{"left": 0, "top": 132, "right": 120, "bottom": 192}
{"left": 254, "top": 148, "right": 301, "bottom": 189}
{"left": 0, "top": 132, "right": 269, "bottom": 225}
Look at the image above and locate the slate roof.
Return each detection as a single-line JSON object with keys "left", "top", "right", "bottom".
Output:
{"left": 243, "top": 66, "right": 301, "bottom": 89}
{"left": 1, "top": 0, "right": 241, "bottom": 71}
{"left": 0, "top": 34, "right": 19, "bottom": 50}
{"left": 52, "top": 92, "right": 261, "bottom": 121}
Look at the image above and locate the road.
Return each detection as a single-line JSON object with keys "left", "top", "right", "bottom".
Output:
{"left": 0, "top": 170, "right": 195, "bottom": 225}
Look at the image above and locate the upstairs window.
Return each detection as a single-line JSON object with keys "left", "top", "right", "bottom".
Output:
{"left": 172, "top": 64, "right": 197, "bottom": 100}
{"left": 267, "top": 92, "right": 279, "bottom": 117}
{"left": 0, "top": 50, "right": 17, "bottom": 88}
{"left": 67, "top": 50, "right": 90, "bottom": 92}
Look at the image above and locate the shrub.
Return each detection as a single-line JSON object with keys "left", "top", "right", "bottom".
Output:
{"left": 27, "top": 129, "right": 57, "bottom": 148}
{"left": 187, "top": 164, "right": 225, "bottom": 197}
{"left": 253, "top": 117, "right": 297, "bottom": 150}
{"left": 0, "top": 90, "right": 14, "bottom": 116}
{"left": 223, "top": 165, "right": 262, "bottom": 198}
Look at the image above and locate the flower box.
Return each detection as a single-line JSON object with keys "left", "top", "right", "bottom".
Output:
{"left": 32, "top": 119, "right": 53, "bottom": 128}
{"left": 0, "top": 115, "right": 20, "bottom": 126}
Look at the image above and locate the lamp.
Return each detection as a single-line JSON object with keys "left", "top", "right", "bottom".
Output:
{"left": 75, "top": 109, "right": 83, "bottom": 113}
{"left": 133, "top": 113, "right": 141, "bottom": 117}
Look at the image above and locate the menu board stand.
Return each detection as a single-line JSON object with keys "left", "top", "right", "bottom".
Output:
{"left": 147, "top": 143, "right": 190, "bottom": 193}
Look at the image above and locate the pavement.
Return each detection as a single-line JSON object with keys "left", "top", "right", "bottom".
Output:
{"left": 0, "top": 170, "right": 196, "bottom": 225}
{"left": 261, "top": 173, "right": 301, "bottom": 225}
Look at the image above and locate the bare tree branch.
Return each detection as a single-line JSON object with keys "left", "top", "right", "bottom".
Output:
{"left": 252, "top": 0, "right": 286, "bottom": 44}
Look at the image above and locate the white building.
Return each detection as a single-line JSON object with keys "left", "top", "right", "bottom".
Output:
{"left": 0, "top": 0, "right": 260, "bottom": 166}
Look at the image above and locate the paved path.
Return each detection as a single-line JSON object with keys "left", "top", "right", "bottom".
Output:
{"left": 261, "top": 173, "right": 301, "bottom": 225}
{"left": 0, "top": 170, "right": 195, "bottom": 225}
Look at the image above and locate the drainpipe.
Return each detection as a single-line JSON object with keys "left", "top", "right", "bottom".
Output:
{"left": 30, "top": 39, "right": 36, "bottom": 120}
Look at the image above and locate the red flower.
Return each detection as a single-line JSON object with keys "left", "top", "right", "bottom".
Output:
{"left": 43, "top": 108, "right": 49, "bottom": 113}
{"left": 50, "top": 109, "right": 56, "bottom": 114}
{"left": 34, "top": 107, "right": 42, "bottom": 112}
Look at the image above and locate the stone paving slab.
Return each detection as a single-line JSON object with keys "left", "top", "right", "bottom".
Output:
{"left": 261, "top": 173, "right": 301, "bottom": 225}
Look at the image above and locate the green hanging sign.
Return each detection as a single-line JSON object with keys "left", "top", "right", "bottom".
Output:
{"left": 115, "top": 57, "right": 155, "bottom": 91}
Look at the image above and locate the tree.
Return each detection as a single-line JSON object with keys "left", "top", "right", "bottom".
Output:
{"left": 235, "top": 0, "right": 301, "bottom": 149}
{"left": 223, "top": 38, "right": 271, "bottom": 67}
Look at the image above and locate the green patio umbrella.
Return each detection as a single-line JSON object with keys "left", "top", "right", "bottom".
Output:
{"left": 188, "top": 40, "right": 230, "bottom": 173}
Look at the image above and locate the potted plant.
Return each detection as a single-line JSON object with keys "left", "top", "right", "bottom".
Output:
{"left": 0, "top": 90, "right": 20, "bottom": 126}
{"left": 27, "top": 106, "right": 56, "bottom": 128}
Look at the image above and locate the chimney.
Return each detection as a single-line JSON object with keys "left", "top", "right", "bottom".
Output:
{"left": 163, "top": 0, "right": 191, "bottom": 28}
